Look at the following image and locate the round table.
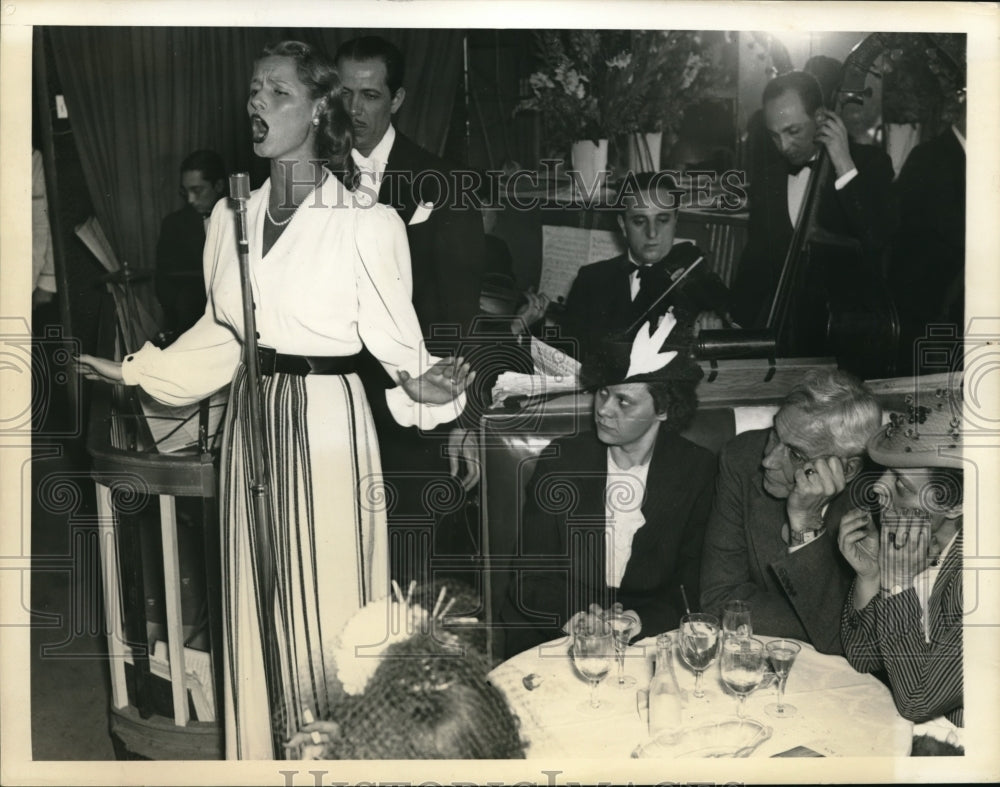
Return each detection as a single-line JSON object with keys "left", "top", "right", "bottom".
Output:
{"left": 488, "top": 633, "right": 913, "bottom": 758}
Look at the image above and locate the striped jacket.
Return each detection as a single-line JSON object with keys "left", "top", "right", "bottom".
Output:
{"left": 841, "top": 530, "right": 963, "bottom": 727}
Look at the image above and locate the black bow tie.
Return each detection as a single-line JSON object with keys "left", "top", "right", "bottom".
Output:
{"left": 787, "top": 159, "right": 817, "bottom": 177}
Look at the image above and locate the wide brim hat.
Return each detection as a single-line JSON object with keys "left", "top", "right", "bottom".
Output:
{"left": 867, "top": 388, "right": 963, "bottom": 469}
{"left": 579, "top": 312, "right": 703, "bottom": 390}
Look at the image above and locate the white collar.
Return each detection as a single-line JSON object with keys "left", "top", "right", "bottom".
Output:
{"left": 358, "top": 123, "right": 395, "bottom": 169}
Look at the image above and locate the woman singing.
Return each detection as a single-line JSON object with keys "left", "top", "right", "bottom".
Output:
{"left": 77, "top": 40, "right": 472, "bottom": 759}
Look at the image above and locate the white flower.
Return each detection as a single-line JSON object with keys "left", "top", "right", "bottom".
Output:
{"left": 605, "top": 52, "right": 632, "bottom": 70}
{"left": 333, "top": 598, "right": 430, "bottom": 696}
{"left": 529, "top": 71, "right": 555, "bottom": 91}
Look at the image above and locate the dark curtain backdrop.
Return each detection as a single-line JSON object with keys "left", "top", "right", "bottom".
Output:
{"left": 48, "top": 26, "right": 464, "bottom": 275}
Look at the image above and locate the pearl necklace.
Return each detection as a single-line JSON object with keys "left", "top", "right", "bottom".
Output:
{"left": 266, "top": 202, "right": 295, "bottom": 227}
{"left": 266, "top": 171, "right": 329, "bottom": 227}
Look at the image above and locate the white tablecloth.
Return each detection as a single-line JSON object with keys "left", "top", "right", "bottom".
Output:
{"left": 488, "top": 634, "right": 913, "bottom": 758}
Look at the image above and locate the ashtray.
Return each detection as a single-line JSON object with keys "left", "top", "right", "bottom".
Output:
{"left": 632, "top": 717, "right": 772, "bottom": 758}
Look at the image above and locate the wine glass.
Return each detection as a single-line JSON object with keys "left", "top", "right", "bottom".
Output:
{"left": 605, "top": 610, "right": 641, "bottom": 689}
{"left": 722, "top": 600, "right": 752, "bottom": 642}
{"left": 572, "top": 624, "right": 614, "bottom": 713}
{"left": 677, "top": 613, "right": 720, "bottom": 699}
{"left": 764, "top": 639, "right": 802, "bottom": 718}
{"left": 720, "top": 636, "right": 766, "bottom": 718}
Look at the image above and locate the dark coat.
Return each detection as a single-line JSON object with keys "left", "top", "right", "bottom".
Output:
{"left": 888, "top": 128, "right": 965, "bottom": 371}
{"left": 560, "top": 242, "right": 730, "bottom": 360}
{"left": 699, "top": 429, "right": 856, "bottom": 655}
{"left": 500, "top": 427, "right": 717, "bottom": 658}
{"left": 731, "top": 140, "right": 896, "bottom": 329}
{"left": 155, "top": 205, "right": 208, "bottom": 334}
{"left": 355, "top": 131, "right": 487, "bottom": 581}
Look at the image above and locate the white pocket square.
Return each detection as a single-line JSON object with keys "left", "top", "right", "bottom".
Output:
{"left": 409, "top": 202, "right": 433, "bottom": 226}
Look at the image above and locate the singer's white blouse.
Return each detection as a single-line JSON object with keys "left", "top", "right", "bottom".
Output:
{"left": 121, "top": 170, "right": 462, "bottom": 428}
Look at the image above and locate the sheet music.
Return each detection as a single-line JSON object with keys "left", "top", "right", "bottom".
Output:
{"left": 530, "top": 337, "right": 581, "bottom": 380}
{"left": 538, "top": 226, "right": 626, "bottom": 302}
{"left": 137, "top": 387, "right": 228, "bottom": 454}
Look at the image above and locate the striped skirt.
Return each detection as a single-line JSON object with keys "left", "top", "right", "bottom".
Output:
{"left": 219, "top": 365, "right": 388, "bottom": 759}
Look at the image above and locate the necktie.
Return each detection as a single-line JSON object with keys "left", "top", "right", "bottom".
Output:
{"left": 787, "top": 158, "right": 816, "bottom": 177}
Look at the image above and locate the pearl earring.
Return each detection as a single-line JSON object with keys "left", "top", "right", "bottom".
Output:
{"left": 312, "top": 117, "right": 319, "bottom": 126}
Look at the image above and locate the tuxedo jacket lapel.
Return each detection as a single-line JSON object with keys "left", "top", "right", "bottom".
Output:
{"left": 380, "top": 133, "right": 419, "bottom": 224}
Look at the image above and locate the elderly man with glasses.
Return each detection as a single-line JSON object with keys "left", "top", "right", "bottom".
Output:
{"left": 700, "top": 368, "right": 882, "bottom": 654}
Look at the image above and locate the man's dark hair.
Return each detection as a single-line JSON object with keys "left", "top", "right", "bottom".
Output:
{"left": 334, "top": 35, "right": 405, "bottom": 96}
{"left": 180, "top": 149, "right": 225, "bottom": 184}
{"left": 762, "top": 70, "right": 824, "bottom": 116}
{"left": 645, "top": 379, "right": 698, "bottom": 433}
{"left": 615, "top": 170, "right": 683, "bottom": 213}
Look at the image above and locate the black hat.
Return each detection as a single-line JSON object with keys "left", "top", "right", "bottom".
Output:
{"left": 580, "top": 312, "right": 703, "bottom": 390}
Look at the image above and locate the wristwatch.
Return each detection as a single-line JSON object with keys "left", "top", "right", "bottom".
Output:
{"left": 788, "top": 525, "right": 826, "bottom": 546}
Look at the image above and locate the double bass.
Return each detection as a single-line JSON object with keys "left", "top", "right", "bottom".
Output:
{"left": 766, "top": 33, "right": 901, "bottom": 380}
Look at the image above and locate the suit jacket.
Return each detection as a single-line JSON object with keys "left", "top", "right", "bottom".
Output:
{"left": 889, "top": 129, "right": 965, "bottom": 340}
{"left": 379, "top": 131, "right": 485, "bottom": 342}
{"left": 560, "top": 242, "right": 729, "bottom": 360}
{"left": 155, "top": 205, "right": 208, "bottom": 334}
{"left": 731, "top": 140, "right": 896, "bottom": 329}
{"left": 699, "top": 429, "right": 856, "bottom": 655}
{"left": 500, "top": 427, "right": 717, "bottom": 658}
{"left": 841, "top": 531, "right": 963, "bottom": 726}
{"left": 360, "top": 131, "right": 489, "bottom": 434}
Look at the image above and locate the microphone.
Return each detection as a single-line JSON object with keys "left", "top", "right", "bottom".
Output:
{"left": 229, "top": 172, "right": 252, "bottom": 257}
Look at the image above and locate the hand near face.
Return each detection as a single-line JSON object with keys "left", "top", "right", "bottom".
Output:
{"left": 838, "top": 508, "right": 881, "bottom": 580}
{"left": 398, "top": 356, "right": 475, "bottom": 405}
{"left": 786, "top": 455, "right": 847, "bottom": 533}
{"left": 880, "top": 508, "right": 931, "bottom": 590}
{"left": 814, "top": 109, "right": 855, "bottom": 178}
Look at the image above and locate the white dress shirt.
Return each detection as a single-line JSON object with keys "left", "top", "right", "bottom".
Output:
{"left": 605, "top": 451, "right": 651, "bottom": 588}
{"left": 787, "top": 155, "right": 858, "bottom": 226}
{"left": 351, "top": 123, "right": 396, "bottom": 194}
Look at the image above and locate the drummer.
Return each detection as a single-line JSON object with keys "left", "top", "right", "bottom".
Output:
{"left": 498, "top": 313, "right": 716, "bottom": 658}
{"left": 837, "top": 389, "right": 964, "bottom": 750}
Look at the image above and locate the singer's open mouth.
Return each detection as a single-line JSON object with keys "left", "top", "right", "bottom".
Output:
{"left": 251, "top": 115, "right": 269, "bottom": 143}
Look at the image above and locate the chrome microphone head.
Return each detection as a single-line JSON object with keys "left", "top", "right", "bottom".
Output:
{"left": 229, "top": 172, "right": 251, "bottom": 202}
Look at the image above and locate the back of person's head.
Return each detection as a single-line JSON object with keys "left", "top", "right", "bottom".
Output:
{"left": 180, "top": 149, "right": 225, "bottom": 184}
{"left": 782, "top": 368, "right": 882, "bottom": 457}
{"left": 334, "top": 35, "right": 405, "bottom": 95}
{"left": 762, "top": 70, "right": 825, "bottom": 116}
{"left": 258, "top": 40, "right": 354, "bottom": 176}
{"left": 327, "top": 632, "right": 525, "bottom": 759}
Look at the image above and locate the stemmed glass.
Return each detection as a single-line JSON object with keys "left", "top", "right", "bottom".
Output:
{"left": 722, "top": 600, "right": 752, "bottom": 641}
{"left": 605, "top": 610, "right": 641, "bottom": 689}
{"left": 765, "top": 639, "right": 802, "bottom": 718}
{"left": 720, "top": 636, "right": 767, "bottom": 718}
{"left": 572, "top": 622, "right": 614, "bottom": 713}
{"left": 677, "top": 613, "right": 720, "bottom": 699}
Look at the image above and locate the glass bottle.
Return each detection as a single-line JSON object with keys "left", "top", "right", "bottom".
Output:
{"left": 647, "top": 632, "right": 683, "bottom": 735}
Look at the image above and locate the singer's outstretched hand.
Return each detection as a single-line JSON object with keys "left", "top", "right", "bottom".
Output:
{"left": 75, "top": 354, "right": 125, "bottom": 385}
{"left": 398, "top": 356, "right": 475, "bottom": 405}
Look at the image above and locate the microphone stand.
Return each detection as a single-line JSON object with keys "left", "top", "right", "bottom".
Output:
{"left": 229, "top": 172, "right": 285, "bottom": 756}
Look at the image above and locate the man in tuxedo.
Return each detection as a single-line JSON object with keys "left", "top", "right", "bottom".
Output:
{"left": 557, "top": 171, "right": 732, "bottom": 361}
{"left": 155, "top": 150, "right": 226, "bottom": 337}
{"left": 335, "top": 36, "right": 487, "bottom": 583}
{"left": 730, "top": 71, "right": 895, "bottom": 336}
{"left": 699, "top": 368, "right": 882, "bottom": 655}
{"left": 888, "top": 107, "right": 966, "bottom": 375}
{"left": 500, "top": 315, "right": 716, "bottom": 658}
